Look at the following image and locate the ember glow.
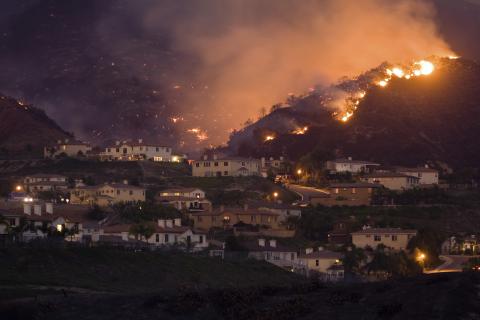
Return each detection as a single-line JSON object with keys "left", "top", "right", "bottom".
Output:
{"left": 187, "top": 128, "right": 208, "bottom": 141}
{"left": 264, "top": 135, "right": 275, "bottom": 142}
{"left": 292, "top": 126, "right": 309, "bottom": 135}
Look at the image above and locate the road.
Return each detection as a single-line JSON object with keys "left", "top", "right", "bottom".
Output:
{"left": 425, "top": 255, "right": 479, "bottom": 274}
{"left": 286, "top": 183, "right": 329, "bottom": 201}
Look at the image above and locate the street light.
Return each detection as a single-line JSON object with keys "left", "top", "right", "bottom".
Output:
{"left": 273, "top": 192, "right": 279, "bottom": 198}
{"left": 15, "top": 185, "right": 23, "bottom": 192}
{"left": 297, "top": 169, "right": 302, "bottom": 175}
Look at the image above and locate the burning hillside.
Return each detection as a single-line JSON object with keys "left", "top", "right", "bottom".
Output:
{"left": 0, "top": 95, "right": 73, "bottom": 158}
{"left": 227, "top": 57, "right": 480, "bottom": 169}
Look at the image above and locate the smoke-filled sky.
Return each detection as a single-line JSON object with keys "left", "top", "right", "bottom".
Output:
{"left": 0, "top": 0, "right": 479, "bottom": 148}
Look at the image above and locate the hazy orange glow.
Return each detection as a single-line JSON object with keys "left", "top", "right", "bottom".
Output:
{"left": 264, "top": 135, "right": 275, "bottom": 142}
{"left": 292, "top": 126, "right": 309, "bottom": 135}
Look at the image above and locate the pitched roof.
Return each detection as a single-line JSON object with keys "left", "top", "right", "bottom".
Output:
{"left": 25, "top": 173, "right": 67, "bottom": 179}
{"left": 395, "top": 167, "right": 438, "bottom": 173}
{"left": 329, "top": 158, "right": 380, "bottom": 165}
{"left": 299, "top": 250, "right": 343, "bottom": 259}
{"left": 242, "top": 240, "right": 297, "bottom": 253}
{"left": 159, "top": 188, "right": 203, "bottom": 194}
{"left": 351, "top": 228, "right": 417, "bottom": 235}
{"left": 364, "top": 173, "right": 420, "bottom": 179}
{"left": 191, "top": 207, "right": 280, "bottom": 217}
{"left": 328, "top": 182, "right": 381, "bottom": 188}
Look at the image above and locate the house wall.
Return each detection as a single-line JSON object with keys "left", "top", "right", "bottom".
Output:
{"left": 398, "top": 171, "right": 439, "bottom": 185}
{"left": 192, "top": 159, "right": 261, "bottom": 177}
{"left": 44, "top": 144, "right": 91, "bottom": 158}
{"left": 352, "top": 233, "right": 416, "bottom": 250}
{"left": 102, "top": 144, "right": 172, "bottom": 161}
{"left": 326, "top": 161, "right": 368, "bottom": 173}
{"left": 192, "top": 211, "right": 280, "bottom": 230}
{"left": 300, "top": 257, "right": 340, "bottom": 274}
{"left": 364, "top": 177, "right": 417, "bottom": 191}
{"left": 249, "top": 251, "right": 298, "bottom": 268}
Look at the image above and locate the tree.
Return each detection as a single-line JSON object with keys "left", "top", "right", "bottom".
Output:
{"left": 342, "top": 246, "right": 367, "bottom": 273}
{"left": 87, "top": 205, "right": 107, "bottom": 221}
{"left": 129, "top": 222, "right": 155, "bottom": 241}
{"left": 407, "top": 228, "right": 444, "bottom": 267}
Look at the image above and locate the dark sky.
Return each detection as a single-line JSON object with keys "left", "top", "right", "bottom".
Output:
{"left": 0, "top": 0, "right": 479, "bottom": 150}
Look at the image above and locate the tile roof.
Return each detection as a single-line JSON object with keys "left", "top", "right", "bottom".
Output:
{"left": 396, "top": 167, "right": 438, "bottom": 173}
{"left": 191, "top": 207, "right": 280, "bottom": 217}
{"left": 364, "top": 173, "right": 420, "bottom": 179}
{"left": 330, "top": 159, "right": 380, "bottom": 165}
{"left": 351, "top": 228, "right": 417, "bottom": 235}
{"left": 299, "top": 250, "right": 343, "bottom": 259}
{"left": 328, "top": 182, "right": 381, "bottom": 188}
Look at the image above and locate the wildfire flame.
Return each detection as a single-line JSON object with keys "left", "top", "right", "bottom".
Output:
{"left": 292, "top": 126, "right": 308, "bottom": 135}
{"left": 187, "top": 128, "right": 208, "bottom": 141}
{"left": 335, "top": 56, "right": 456, "bottom": 123}
{"left": 264, "top": 135, "right": 275, "bottom": 142}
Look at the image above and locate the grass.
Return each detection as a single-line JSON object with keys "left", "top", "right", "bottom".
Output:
{"left": 0, "top": 246, "right": 301, "bottom": 296}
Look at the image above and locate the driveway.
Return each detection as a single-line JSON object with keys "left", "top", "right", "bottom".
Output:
{"left": 425, "top": 255, "right": 479, "bottom": 273}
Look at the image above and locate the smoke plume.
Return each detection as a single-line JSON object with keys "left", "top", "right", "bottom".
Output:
{"left": 131, "top": 0, "right": 453, "bottom": 143}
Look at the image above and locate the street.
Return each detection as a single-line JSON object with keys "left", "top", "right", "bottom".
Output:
{"left": 426, "top": 255, "right": 479, "bottom": 274}
{"left": 286, "top": 183, "right": 329, "bottom": 201}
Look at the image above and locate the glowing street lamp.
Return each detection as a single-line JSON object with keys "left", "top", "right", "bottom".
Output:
{"left": 273, "top": 192, "right": 279, "bottom": 199}
{"left": 297, "top": 169, "right": 302, "bottom": 175}
{"left": 15, "top": 185, "right": 23, "bottom": 192}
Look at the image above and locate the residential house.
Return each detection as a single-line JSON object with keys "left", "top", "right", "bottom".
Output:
{"left": 23, "top": 173, "right": 69, "bottom": 194}
{"left": 100, "top": 139, "right": 175, "bottom": 162}
{"left": 245, "top": 238, "right": 299, "bottom": 270}
{"left": 310, "top": 183, "right": 380, "bottom": 206}
{"left": 70, "top": 183, "right": 146, "bottom": 206}
{"left": 395, "top": 166, "right": 439, "bottom": 185}
{"left": 351, "top": 228, "right": 417, "bottom": 251}
{"left": 97, "top": 219, "right": 208, "bottom": 251}
{"left": 0, "top": 202, "right": 97, "bottom": 242}
{"left": 326, "top": 158, "right": 380, "bottom": 174}
{"left": 192, "top": 155, "right": 261, "bottom": 177}
{"left": 190, "top": 205, "right": 281, "bottom": 231}
{"left": 296, "top": 248, "right": 344, "bottom": 280}
{"left": 44, "top": 139, "right": 92, "bottom": 158}
{"left": 362, "top": 173, "right": 420, "bottom": 191}
{"left": 248, "top": 200, "right": 302, "bottom": 220}
{"left": 156, "top": 188, "right": 212, "bottom": 212}
{"left": 260, "top": 156, "right": 289, "bottom": 177}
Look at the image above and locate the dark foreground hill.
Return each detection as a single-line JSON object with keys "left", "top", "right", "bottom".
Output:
{"left": 0, "top": 95, "right": 72, "bottom": 158}
{"left": 0, "top": 247, "right": 479, "bottom": 319}
{"left": 228, "top": 58, "right": 480, "bottom": 170}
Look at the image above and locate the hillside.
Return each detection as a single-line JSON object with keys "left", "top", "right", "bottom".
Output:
{"left": 1, "top": 247, "right": 479, "bottom": 319}
{"left": 0, "top": 95, "right": 72, "bottom": 158}
{"left": 228, "top": 58, "right": 480, "bottom": 170}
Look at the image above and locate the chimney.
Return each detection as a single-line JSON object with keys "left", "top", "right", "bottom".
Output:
{"left": 348, "top": 156, "right": 352, "bottom": 161}
{"left": 158, "top": 219, "right": 166, "bottom": 228}
{"left": 425, "top": 164, "right": 429, "bottom": 168}
{"left": 57, "top": 140, "right": 62, "bottom": 144}
{"left": 34, "top": 204, "right": 42, "bottom": 216}
{"left": 220, "top": 205, "right": 225, "bottom": 212}
{"left": 318, "top": 246, "right": 324, "bottom": 251}
{"left": 115, "top": 141, "right": 120, "bottom": 146}
{"left": 258, "top": 238, "right": 266, "bottom": 247}
{"left": 269, "top": 157, "right": 273, "bottom": 161}
{"left": 123, "top": 179, "right": 128, "bottom": 185}
{"left": 213, "top": 154, "right": 218, "bottom": 160}
{"left": 269, "top": 239, "right": 277, "bottom": 248}
{"left": 243, "top": 203, "right": 249, "bottom": 211}
{"left": 23, "top": 204, "right": 32, "bottom": 215}
{"left": 305, "top": 248, "right": 313, "bottom": 254}
{"left": 45, "top": 203, "right": 53, "bottom": 214}
{"left": 166, "top": 220, "right": 173, "bottom": 228}
{"left": 203, "top": 155, "right": 208, "bottom": 160}
{"left": 280, "top": 156, "right": 284, "bottom": 161}
{"left": 138, "top": 139, "right": 143, "bottom": 144}
{"left": 174, "top": 218, "right": 181, "bottom": 227}
{"left": 65, "top": 138, "right": 69, "bottom": 143}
